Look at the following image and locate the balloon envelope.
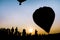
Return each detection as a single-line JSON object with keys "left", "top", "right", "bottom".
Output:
{"left": 33, "top": 6, "right": 55, "bottom": 33}
{"left": 17, "top": 0, "right": 26, "bottom": 5}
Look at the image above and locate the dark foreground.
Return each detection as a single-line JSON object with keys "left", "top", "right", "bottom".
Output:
{"left": 0, "top": 27, "right": 60, "bottom": 40}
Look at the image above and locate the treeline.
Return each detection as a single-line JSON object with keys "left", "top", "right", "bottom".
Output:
{"left": 0, "top": 27, "right": 60, "bottom": 40}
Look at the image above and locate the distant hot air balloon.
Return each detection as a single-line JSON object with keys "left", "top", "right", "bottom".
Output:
{"left": 33, "top": 6, "right": 55, "bottom": 33}
{"left": 17, "top": 0, "right": 26, "bottom": 5}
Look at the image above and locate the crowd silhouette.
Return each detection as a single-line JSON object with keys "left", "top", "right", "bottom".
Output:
{"left": 0, "top": 27, "right": 60, "bottom": 40}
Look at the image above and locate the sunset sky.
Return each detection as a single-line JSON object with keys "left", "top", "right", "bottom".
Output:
{"left": 0, "top": 0, "right": 60, "bottom": 34}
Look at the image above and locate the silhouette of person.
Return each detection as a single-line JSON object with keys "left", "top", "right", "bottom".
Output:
{"left": 22, "top": 29, "right": 26, "bottom": 36}
{"left": 11, "top": 27, "right": 14, "bottom": 35}
{"left": 35, "top": 30, "right": 38, "bottom": 36}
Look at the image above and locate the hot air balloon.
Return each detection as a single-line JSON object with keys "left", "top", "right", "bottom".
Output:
{"left": 17, "top": 0, "right": 26, "bottom": 5}
{"left": 33, "top": 6, "right": 55, "bottom": 33}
